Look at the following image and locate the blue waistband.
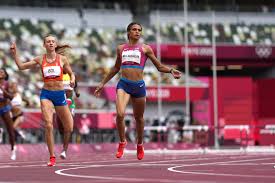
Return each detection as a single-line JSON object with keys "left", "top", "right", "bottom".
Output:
{"left": 42, "top": 88, "right": 65, "bottom": 92}
{"left": 121, "top": 65, "right": 144, "bottom": 70}
{"left": 0, "top": 105, "right": 11, "bottom": 114}
{"left": 120, "top": 77, "right": 144, "bottom": 84}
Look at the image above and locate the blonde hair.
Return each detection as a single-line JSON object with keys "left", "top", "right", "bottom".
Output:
{"left": 43, "top": 34, "right": 71, "bottom": 56}
{"left": 55, "top": 44, "right": 71, "bottom": 56}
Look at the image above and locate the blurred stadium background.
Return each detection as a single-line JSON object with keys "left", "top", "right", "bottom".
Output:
{"left": 1, "top": 0, "right": 275, "bottom": 151}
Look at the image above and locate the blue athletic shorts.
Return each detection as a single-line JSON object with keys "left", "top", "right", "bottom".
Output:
{"left": 0, "top": 105, "right": 11, "bottom": 115}
{"left": 40, "top": 88, "right": 67, "bottom": 106}
{"left": 116, "top": 77, "right": 146, "bottom": 98}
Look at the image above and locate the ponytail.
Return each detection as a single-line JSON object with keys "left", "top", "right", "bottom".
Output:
{"left": 55, "top": 44, "right": 71, "bottom": 56}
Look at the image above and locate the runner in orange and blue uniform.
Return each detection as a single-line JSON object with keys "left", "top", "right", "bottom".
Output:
{"left": 10, "top": 35, "right": 75, "bottom": 166}
{"left": 94, "top": 22, "right": 182, "bottom": 160}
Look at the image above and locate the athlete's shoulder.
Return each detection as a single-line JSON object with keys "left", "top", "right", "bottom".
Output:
{"left": 59, "top": 54, "right": 66, "bottom": 60}
{"left": 142, "top": 43, "right": 151, "bottom": 48}
{"left": 34, "top": 55, "right": 43, "bottom": 64}
{"left": 59, "top": 54, "right": 69, "bottom": 64}
{"left": 116, "top": 44, "right": 126, "bottom": 52}
{"left": 141, "top": 43, "right": 152, "bottom": 53}
{"left": 117, "top": 43, "right": 126, "bottom": 48}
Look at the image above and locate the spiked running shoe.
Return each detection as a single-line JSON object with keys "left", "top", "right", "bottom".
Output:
{"left": 10, "top": 147, "right": 16, "bottom": 161}
{"left": 47, "top": 156, "right": 56, "bottom": 167}
{"left": 60, "top": 150, "right": 66, "bottom": 160}
{"left": 137, "top": 144, "right": 144, "bottom": 160}
{"left": 116, "top": 141, "right": 127, "bottom": 158}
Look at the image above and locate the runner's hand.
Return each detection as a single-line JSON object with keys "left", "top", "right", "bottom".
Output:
{"left": 94, "top": 83, "right": 104, "bottom": 97}
{"left": 171, "top": 69, "right": 182, "bottom": 79}
{"left": 70, "top": 79, "right": 75, "bottom": 88}
{"left": 10, "top": 42, "right": 17, "bottom": 58}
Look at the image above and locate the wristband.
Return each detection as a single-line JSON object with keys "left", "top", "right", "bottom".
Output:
{"left": 169, "top": 68, "right": 174, "bottom": 73}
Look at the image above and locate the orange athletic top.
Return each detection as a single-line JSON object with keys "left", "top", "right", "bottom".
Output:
{"left": 41, "top": 54, "right": 63, "bottom": 82}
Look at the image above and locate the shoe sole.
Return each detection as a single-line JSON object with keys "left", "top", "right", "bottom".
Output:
{"left": 47, "top": 164, "right": 56, "bottom": 167}
{"left": 116, "top": 152, "right": 124, "bottom": 158}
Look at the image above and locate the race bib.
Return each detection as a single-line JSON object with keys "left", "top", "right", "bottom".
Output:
{"left": 43, "top": 66, "right": 61, "bottom": 78}
{"left": 122, "top": 50, "right": 141, "bottom": 64}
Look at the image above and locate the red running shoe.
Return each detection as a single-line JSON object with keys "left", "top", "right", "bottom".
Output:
{"left": 47, "top": 156, "right": 56, "bottom": 167}
{"left": 137, "top": 144, "right": 144, "bottom": 160}
{"left": 116, "top": 141, "right": 127, "bottom": 158}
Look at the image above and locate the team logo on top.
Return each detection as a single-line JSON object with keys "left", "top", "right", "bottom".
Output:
{"left": 48, "top": 68, "right": 55, "bottom": 73}
{"left": 43, "top": 66, "right": 61, "bottom": 78}
{"left": 255, "top": 45, "right": 272, "bottom": 58}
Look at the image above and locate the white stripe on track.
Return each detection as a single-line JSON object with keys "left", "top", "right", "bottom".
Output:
{"left": 168, "top": 157, "right": 275, "bottom": 178}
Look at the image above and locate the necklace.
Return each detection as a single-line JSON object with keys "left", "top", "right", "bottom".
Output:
{"left": 46, "top": 54, "right": 56, "bottom": 63}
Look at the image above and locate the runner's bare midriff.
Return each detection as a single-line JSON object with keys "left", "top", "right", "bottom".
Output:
{"left": 43, "top": 81, "right": 64, "bottom": 90}
{"left": 11, "top": 106, "right": 22, "bottom": 116}
{"left": 0, "top": 100, "right": 10, "bottom": 108}
{"left": 121, "top": 68, "right": 143, "bottom": 81}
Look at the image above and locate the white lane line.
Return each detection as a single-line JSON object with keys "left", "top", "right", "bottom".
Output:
{"left": 0, "top": 154, "right": 266, "bottom": 169}
{"left": 58, "top": 158, "right": 142, "bottom": 165}
{"left": 218, "top": 163, "right": 275, "bottom": 166}
{"left": 168, "top": 157, "right": 275, "bottom": 178}
{"left": 54, "top": 156, "right": 230, "bottom": 182}
{"left": 0, "top": 156, "right": 223, "bottom": 169}
{"left": 0, "top": 160, "right": 45, "bottom": 165}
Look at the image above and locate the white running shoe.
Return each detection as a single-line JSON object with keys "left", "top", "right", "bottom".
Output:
{"left": 60, "top": 151, "right": 66, "bottom": 159}
{"left": 0, "top": 128, "right": 3, "bottom": 143}
{"left": 17, "top": 129, "right": 26, "bottom": 139}
{"left": 10, "top": 147, "right": 17, "bottom": 160}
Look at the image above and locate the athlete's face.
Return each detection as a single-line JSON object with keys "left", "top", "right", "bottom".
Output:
{"left": 0, "top": 69, "right": 6, "bottom": 80}
{"left": 128, "top": 24, "right": 142, "bottom": 40}
{"left": 44, "top": 36, "right": 57, "bottom": 52}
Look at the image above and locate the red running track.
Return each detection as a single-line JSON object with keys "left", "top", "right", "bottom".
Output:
{"left": 0, "top": 144, "right": 274, "bottom": 183}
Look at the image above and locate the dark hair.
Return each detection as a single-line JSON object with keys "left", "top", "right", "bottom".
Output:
{"left": 126, "top": 22, "right": 142, "bottom": 40}
{"left": 0, "top": 68, "right": 9, "bottom": 81}
{"left": 44, "top": 34, "right": 71, "bottom": 55}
